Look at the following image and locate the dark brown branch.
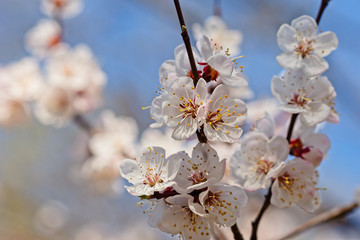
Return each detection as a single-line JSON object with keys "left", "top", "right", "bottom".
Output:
{"left": 73, "top": 114, "right": 94, "bottom": 135}
{"left": 173, "top": 0, "right": 200, "bottom": 86}
{"left": 279, "top": 202, "right": 358, "bottom": 240}
{"left": 231, "top": 224, "right": 244, "bottom": 240}
{"left": 250, "top": 183, "right": 273, "bottom": 240}
{"left": 286, "top": 113, "right": 298, "bottom": 143}
{"left": 214, "top": 0, "right": 221, "bottom": 17}
{"left": 315, "top": 0, "right": 331, "bottom": 25}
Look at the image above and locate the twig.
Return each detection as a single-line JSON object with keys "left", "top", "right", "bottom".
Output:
{"left": 286, "top": 113, "right": 298, "bottom": 143}
{"left": 279, "top": 202, "right": 359, "bottom": 239}
{"left": 250, "top": 184, "right": 273, "bottom": 240}
{"left": 214, "top": 0, "right": 221, "bottom": 17}
{"left": 173, "top": 0, "right": 200, "bottom": 86}
{"left": 231, "top": 224, "right": 244, "bottom": 240}
{"left": 315, "top": 0, "right": 331, "bottom": 25}
{"left": 73, "top": 114, "right": 94, "bottom": 135}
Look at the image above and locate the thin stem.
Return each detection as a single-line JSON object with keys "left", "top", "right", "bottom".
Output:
{"left": 279, "top": 202, "right": 358, "bottom": 239}
{"left": 315, "top": 0, "right": 331, "bottom": 25}
{"left": 231, "top": 224, "right": 244, "bottom": 240}
{"left": 286, "top": 113, "right": 298, "bottom": 143}
{"left": 214, "top": 0, "right": 221, "bottom": 17}
{"left": 196, "top": 127, "right": 208, "bottom": 143}
{"left": 250, "top": 183, "right": 273, "bottom": 240}
{"left": 73, "top": 114, "right": 94, "bottom": 135}
{"left": 173, "top": 0, "right": 200, "bottom": 86}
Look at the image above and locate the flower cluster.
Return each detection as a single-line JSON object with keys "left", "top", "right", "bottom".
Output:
{"left": 0, "top": 0, "right": 106, "bottom": 128}
{"left": 120, "top": 143, "right": 247, "bottom": 240}
{"left": 151, "top": 36, "right": 248, "bottom": 142}
{"left": 231, "top": 15, "right": 337, "bottom": 213}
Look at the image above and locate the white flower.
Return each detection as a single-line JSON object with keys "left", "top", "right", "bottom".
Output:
{"left": 2, "top": 58, "right": 43, "bottom": 101}
{"left": 193, "top": 16, "right": 243, "bottom": 56}
{"left": 0, "top": 58, "right": 43, "bottom": 127}
{"left": 161, "top": 77, "right": 207, "bottom": 140}
{"left": 41, "top": 0, "right": 83, "bottom": 19}
{"left": 271, "top": 70, "right": 336, "bottom": 126}
{"left": 271, "top": 158, "right": 321, "bottom": 212}
{"left": 159, "top": 36, "right": 247, "bottom": 89}
{"left": 119, "top": 146, "right": 181, "bottom": 196}
{"left": 198, "top": 84, "right": 247, "bottom": 143}
{"left": 45, "top": 44, "right": 106, "bottom": 114}
{"left": 173, "top": 143, "right": 226, "bottom": 193}
{"left": 0, "top": 99, "right": 29, "bottom": 127}
{"left": 25, "top": 19, "right": 62, "bottom": 58}
{"left": 276, "top": 15, "right": 338, "bottom": 76}
{"left": 35, "top": 86, "right": 74, "bottom": 127}
{"left": 290, "top": 123, "right": 330, "bottom": 167}
{"left": 154, "top": 195, "right": 212, "bottom": 240}
{"left": 196, "top": 36, "right": 248, "bottom": 88}
{"left": 230, "top": 131, "right": 289, "bottom": 191}
{"left": 197, "top": 183, "right": 247, "bottom": 227}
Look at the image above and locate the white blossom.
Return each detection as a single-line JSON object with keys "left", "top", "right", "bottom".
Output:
{"left": 159, "top": 36, "right": 247, "bottom": 89}
{"left": 192, "top": 16, "right": 243, "bottom": 56}
{"left": 41, "top": 0, "right": 83, "bottom": 19}
{"left": 160, "top": 77, "right": 207, "bottom": 140}
{"left": 25, "top": 19, "right": 62, "bottom": 58}
{"left": 230, "top": 131, "right": 289, "bottom": 190}
{"left": 154, "top": 195, "right": 212, "bottom": 240}
{"left": 271, "top": 70, "right": 336, "bottom": 126}
{"left": 173, "top": 143, "right": 226, "bottom": 193}
{"left": 119, "top": 146, "right": 181, "bottom": 196}
{"left": 276, "top": 15, "right": 338, "bottom": 76}
{"left": 198, "top": 84, "right": 247, "bottom": 143}
{"left": 197, "top": 183, "right": 247, "bottom": 227}
{"left": 35, "top": 86, "right": 74, "bottom": 127}
{"left": 0, "top": 58, "right": 43, "bottom": 127}
{"left": 271, "top": 158, "right": 321, "bottom": 212}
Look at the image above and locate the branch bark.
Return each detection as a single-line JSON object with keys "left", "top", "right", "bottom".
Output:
{"left": 279, "top": 202, "right": 358, "bottom": 239}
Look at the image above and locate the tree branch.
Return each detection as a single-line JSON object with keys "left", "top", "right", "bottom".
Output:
{"left": 315, "top": 0, "right": 331, "bottom": 25}
{"left": 73, "top": 114, "right": 94, "bottom": 135}
{"left": 250, "top": 184, "right": 273, "bottom": 240}
{"left": 231, "top": 224, "right": 244, "bottom": 240}
{"left": 173, "top": 0, "right": 200, "bottom": 86}
{"left": 286, "top": 113, "right": 298, "bottom": 143}
{"left": 279, "top": 202, "right": 358, "bottom": 239}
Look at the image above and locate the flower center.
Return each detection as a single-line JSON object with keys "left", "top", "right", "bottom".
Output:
{"left": 189, "top": 169, "right": 208, "bottom": 185}
{"left": 52, "top": 0, "right": 66, "bottom": 8}
{"left": 256, "top": 159, "right": 273, "bottom": 174}
{"left": 206, "top": 108, "right": 227, "bottom": 129}
{"left": 178, "top": 97, "right": 199, "bottom": 119}
{"left": 144, "top": 172, "right": 163, "bottom": 187}
{"left": 296, "top": 38, "right": 314, "bottom": 58}
{"left": 48, "top": 35, "right": 61, "bottom": 48}
{"left": 289, "top": 138, "right": 310, "bottom": 157}
{"left": 201, "top": 64, "right": 219, "bottom": 82}
{"left": 278, "top": 173, "right": 295, "bottom": 192}
{"left": 289, "top": 92, "right": 310, "bottom": 107}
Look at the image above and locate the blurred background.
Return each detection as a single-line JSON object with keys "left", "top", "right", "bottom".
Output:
{"left": 0, "top": 0, "right": 359, "bottom": 239}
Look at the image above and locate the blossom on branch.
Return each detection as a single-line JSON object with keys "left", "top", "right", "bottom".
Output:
{"left": 230, "top": 131, "right": 289, "bottom": 191}
{"left": 271, "top": 70, "right": 336, "bottom": 126}
{"left": 192, "top": 16, "right": 243, "bottom": 56}
{"left": 119, "top": 146, "right": 181, "bottom": 196}
{"left": 41, "top": 0, "right": 83, "bottom": 19}
{"left": 276, "top": 15, "right": 338, "bottom": 76}
{"left": 271, "top": 158, "right": 321, "bottom": 212}
{"left": 25, "top": 19, "right": 62, "bottom": 58}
